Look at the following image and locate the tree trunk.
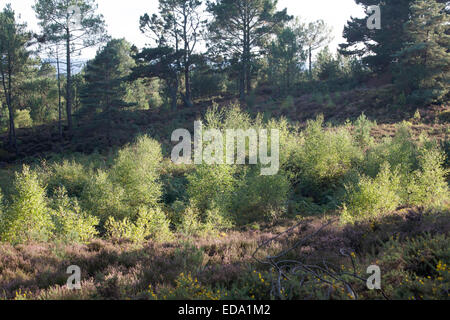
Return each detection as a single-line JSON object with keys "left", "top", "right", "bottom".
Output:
{"left": 183, "top": 9, "right": 192, "bottom": 107}
{"left": 239, "top": 65, "right": 246, "bottom": 100}
{"left": 66, "top": 29, "right": 73, "bottom": 136}
{"left": 56, "top": 51, "right": 63, "bottom": 140}
{"left": 245, "top": 41, "right": 251, "bottom": 94}
{"left": 184, "top": 64, "right": 191, "bottom": 106}
{"left": 309, "top": 46, "right": 312, "bottom": 78}
{"left": 3, "top": 60, "right": 16, "bottom": 152}
{"left": 246, "top": 57, "right": 251, "bottom": 95}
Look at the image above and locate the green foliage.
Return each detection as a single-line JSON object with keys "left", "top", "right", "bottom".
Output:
{"left": 44, "top": 160, "right": 91, "bottom": 198}
{"left": 0, "top": 166, "right": 53, "bottom": 244}
{"left": 187, "top": 164, "right": 237, "bottom": 215}
{"left": 191, "top": 70, "right": 227, "bottom": 99}
{"left": 286, "top": 115, "right": 362, "bottom": 202}
{"left": 176, "top": 206, "right": 206, "bottom": 236}
{"left": 110, "top": 135, "right": 163, "bottom": 211}
{"left": 353, "top": 113, "right": 376, "bottom": 148}
{"left": 363, "top": 124, "right": 449, "bottom": 207}
{"left": 394, "top": 0, "right": 450, "bottom": 104}
{"left": 105, "top": 207, "right": 172, "bottom": 243}
{"left": 280, "top": 95, "right": 294, "bottom": 110}
{"left": 81, "top": 136, "right": 163, "bottom": 222}
{"left": 14, "top": 109, "right": 33, "bottom": 128}
{"left": 378, "top": 233, "right": 449, "bottom": 300}
{"left": 340, "top": 0, "right": 411, "bottom": 72}
{"left": 344, "top": 126, "right": 449, "bottom": 222}
{"left": 81, "top": 38, "right": 135, "bottom": 118}
{"left": 151, "top": 272, "right": 224, "bottom": 300}
{"left": 231, "top": 167, "right": 289, "bottom": 224}
{"left": 207, "top": 0, "right": 291, "bottom": 98}
{"left": 342, "top": 163, "right": 401, "bottom": 223}
{"left": 364, "top": 123, "right": 419, "bottom": 178}
{"left": 226, "top": 270, "right": 273, "bottom": 300}
{"left": 267, "top": 21, "right": 306, "bottom": 94}
{"left": 0, "top": 188, "right": 3, "bottom": 218}
{"left": 407, "top": 146, "right": 449, "bottom": 207}
{"left": 0, "top": 4, "right": 33, "bottom": 148}
{"left": 81, "top": 169, "right": 125, "bottom": 222}
{"left": 188, "top": 106, "right": 291, "bottom": 225}
{"left": 314, "top": 47, "right": 343, "bottom": 81}
{"left": 50, "top": 187, "right": 99, "bottom": 244}
{"left": 139, "top": 0, "right": 203, "bottom": 105}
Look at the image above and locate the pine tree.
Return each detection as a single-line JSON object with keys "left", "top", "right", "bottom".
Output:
{"left": 267, "top": 21, "right": 306, "bottom": 94}
{"left": 140, "top": 0, "right": 204, "bottom": 108}
{"left": 207, "top": 0, "right": 291, "bottom": 99}
{"left": 395, "top": 0, "right": 450, "bottom": 104}
{"left": 34, "top": 0, "right": 107, "bottom": 136}
{"left": 340, "top": 0, "right": 448, "bottom": 73}
{"left": 0, "top": 5, "right": 32, "bottom": 151}
{"left": 81, "top": 39, "right": 135, "bottom": 145}
{"left": 300, "top": 20, "right": 333, "bottom": 77}
{"left": 340, "top": 0, "right": 414, "bottom": 72}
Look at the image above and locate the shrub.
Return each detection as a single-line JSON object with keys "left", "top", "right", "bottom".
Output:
{"left": 50, "top": 187, "right": 99, "bottom": 244}
{"left": 81, "top": 136, "right": 163, "bottom": 223}
{"left": 14, "top": 109, "right": 33, "bottom": 128}
{"left": 363, "top": 126, "right": 448, "bottom": 210}
{"left": 105, "top": 207, "right": 172, "bottom": 243}
{"left": 227, "top": 270, "right": 273, "bottom": 300}
{"left": 191, "top": 71, "right": 226, "bottom": 99}
{"left": 44, "top": 160, "right": 91, "bottom": 198}
{"left": 407, "top": 147, "right": 449, "bottom": 207}
{"left": 204, "top": 206, "right": 234, "bottom": 232}
{"left": 376, "top": 233, "right": 450, "bottom": 300}
{"left": 110, "top": 135, "right": 163, "bottom": 211}
{"left": 342, "top": 163, "right": 401, "bottom": 223}
{"left": 81, "top": 170, "right": 126, "bottom": 222}
{"left": 152, "top": 272, "right": 224, "bottom": 300}
{"left": 187, "top": 164, "right": 237, "bottom": 215}
{"left": 231, "top": 167, "right": 289, "bottom": 224}
{"left": 364, "top": 124, "right": 418, "bottom": 178}
{"left": 286, "top": 115, "right": 362, "bottom": 202}
{"left": 176, "top": 207, "right": 205, "bottom": 236}
{"left": 0, "top": 166, "right": 53, "bottom": 244}
{"left": 353, "top": 113, "right": 376, "bottom": 149}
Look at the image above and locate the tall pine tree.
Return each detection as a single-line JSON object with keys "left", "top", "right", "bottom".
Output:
{"left": 0, "top": 5, "right": 32, "bottom": 151}
{"left": 395, "top": 0, "right": 450, "bottom": 104}
{"left": 340, "top": 0, "right": 448, "bottom": 74}
{"left": 34, "top": 0, "right": 107, "bottom": 136}
{"left": 207, "top": 0, "right": 291, "bottom": 99}
{"left": 139, "top": 0, "right": 204, "bottom": 108}
{"left": 81, "top": 39, "right": 135, "bottom": 145}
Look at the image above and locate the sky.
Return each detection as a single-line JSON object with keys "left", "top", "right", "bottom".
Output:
{"left": 5, "top": 0, "right": 366, "bottom": 61}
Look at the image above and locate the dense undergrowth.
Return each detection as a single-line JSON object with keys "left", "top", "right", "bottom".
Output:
{"left": 0, "top": 103, "right": 448, "bottom": 300}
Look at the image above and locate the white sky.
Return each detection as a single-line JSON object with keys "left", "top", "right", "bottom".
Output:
{"left": 5, "top": 0, "right": 365, "bottom": 60}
